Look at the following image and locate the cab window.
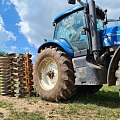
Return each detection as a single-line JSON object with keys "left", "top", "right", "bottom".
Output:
{"left": 54, "top": 10, "right": 89, "bottom": 52}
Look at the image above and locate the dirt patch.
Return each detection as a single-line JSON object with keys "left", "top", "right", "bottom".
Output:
{"left": 0, "top": 95, "right": 60, "bottom": 119}
{"left": 0, "top": 108, "right": 10, "bottom": 120}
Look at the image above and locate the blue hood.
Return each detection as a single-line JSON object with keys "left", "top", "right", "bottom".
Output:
{"left": 102, "top": 26, "right": 120, "bottom": 47}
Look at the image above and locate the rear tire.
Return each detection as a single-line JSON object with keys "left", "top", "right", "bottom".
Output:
{"left": 115, "top": 61, "right": 120, "bottom": 90}
{"left": 115, "top": 61, "right": 120, "bottom": 80}
{"left": 33, "top": 46, "right": 75, "bottom": 102}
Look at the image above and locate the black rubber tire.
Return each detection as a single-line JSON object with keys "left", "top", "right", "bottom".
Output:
{"left": 33, "top": 46, "right": 75, "bottom": 102}
{"left": 76, "top": 85, "right": 103, "bottom": 95}
{"left": 115, "top": 61, "right": 120, "bottom": 80}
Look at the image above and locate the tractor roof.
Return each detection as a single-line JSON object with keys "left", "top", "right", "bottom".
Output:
{"left": 54, "top": 4, "right": 105, "bottom": 23}
{"left": 54, "top": 4, "right": 84, "bottom": 22}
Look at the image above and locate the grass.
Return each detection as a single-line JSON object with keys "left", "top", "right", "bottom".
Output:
{"left": 0, "top": 101, "right": 45, "bottom": 120}
{"left": 0, "top": 85, "right": 120, "bottom": 120}
{"left": 7, "top": 110, "right": 45, "bottom": 120}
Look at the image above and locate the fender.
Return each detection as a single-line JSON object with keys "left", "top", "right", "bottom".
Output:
{"left": 107, "top": 46, "right": 120, "bottom": 86}
{"left": 38, "top": 39, "right": 74, "bottom": 57}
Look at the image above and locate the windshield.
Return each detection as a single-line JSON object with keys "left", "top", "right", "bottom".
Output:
{"left": 54, "top": 10, "right": 89, "bottom": 52}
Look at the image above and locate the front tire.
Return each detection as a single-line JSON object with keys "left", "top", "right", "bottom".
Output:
{"left": 33, "top": 46, "right": 75, "bottom": 102}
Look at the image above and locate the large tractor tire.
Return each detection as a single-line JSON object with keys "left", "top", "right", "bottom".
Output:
{"left": 76, "top": 85, "right": 103, "bottom": 95}
{"left": 33, "top": 46, "right": 75, "bottom": 102}
{"left": 116, "top": 61, "right": 120, "bottom": 79}
{"left": 115, "top": 61, "right": 120, "bottom": 89}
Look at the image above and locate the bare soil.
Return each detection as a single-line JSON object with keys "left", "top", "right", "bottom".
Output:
{"left": 0, "top": 95, "right": 61, "bottom": 120}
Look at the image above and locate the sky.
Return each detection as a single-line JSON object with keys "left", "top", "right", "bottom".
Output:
{"left": 0, "top": 0, "right": 120, "bottom": 62}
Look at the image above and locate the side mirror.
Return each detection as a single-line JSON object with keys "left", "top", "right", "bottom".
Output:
{"left": 67, "top": 0, "right": 76, "bottom": 4}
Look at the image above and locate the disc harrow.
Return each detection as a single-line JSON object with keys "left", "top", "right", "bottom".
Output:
{"left": 24, "top": 53, "right": 34, "bottom": 96}
{"left": 0, "top": 57, "right": 11, "bottom": 95}
{"left": 0, "top": 53, "right": 35, "bottom": 97}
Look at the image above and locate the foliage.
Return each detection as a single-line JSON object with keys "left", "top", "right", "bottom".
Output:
{"left": 0, "top": 51, "right": 8, "bottom": 57}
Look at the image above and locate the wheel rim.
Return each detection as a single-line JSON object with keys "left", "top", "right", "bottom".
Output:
{"left": 38, "top": 58, "right": 58, "bottom": 91}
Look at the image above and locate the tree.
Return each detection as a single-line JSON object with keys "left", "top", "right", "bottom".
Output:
{"left": 0, "top": 51, "right": 8, "bottom": 57}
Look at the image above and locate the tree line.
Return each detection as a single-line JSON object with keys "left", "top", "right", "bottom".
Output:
{"left": 0, "top": 51, "right": 8, "bottom": 57}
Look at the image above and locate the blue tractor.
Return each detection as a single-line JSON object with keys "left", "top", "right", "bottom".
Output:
{"left": 33, "top": 0, "right": 120, "bottom": 101}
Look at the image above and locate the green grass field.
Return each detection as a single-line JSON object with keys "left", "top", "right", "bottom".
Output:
{"left": 0, "top": 85, "right": 120, "bottom": 120}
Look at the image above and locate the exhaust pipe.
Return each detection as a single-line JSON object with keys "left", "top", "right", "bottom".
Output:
{"left": 89, "top": 0, "right": 98, "bottom": 51}
{"left": 89, "top": 0, "right": 109, "bottom": 64}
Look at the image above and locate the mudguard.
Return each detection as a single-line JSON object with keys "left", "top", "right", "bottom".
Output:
{"left": 38, "top": 39, "right": 74, "bottom": 57}
{"left": 107, "top": 46, "right": 120, "bottom": 86}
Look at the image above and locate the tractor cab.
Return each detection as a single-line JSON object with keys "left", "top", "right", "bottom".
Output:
{"left": 53, "top": 3, "right": 105, "bottom": 57}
